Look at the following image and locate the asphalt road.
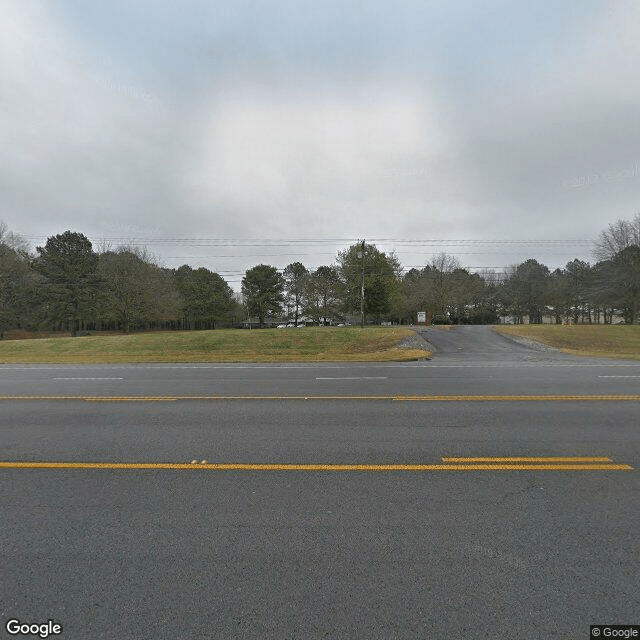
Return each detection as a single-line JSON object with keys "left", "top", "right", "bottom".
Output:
{"left": 0, "top": 326, "right": 638, "bottom": 639}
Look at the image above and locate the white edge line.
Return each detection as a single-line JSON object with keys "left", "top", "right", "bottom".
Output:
{"left": 316, "top": 377, "right": 388, "bottom": 380}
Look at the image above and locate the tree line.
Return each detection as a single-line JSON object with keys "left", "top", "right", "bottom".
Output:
{"left": 1, "top": 214, "right": 639, "bottom": 336}
{"left": 243, "top": 215, "right": 640, "bottom": 327}
{"left": 0, "top": 226, "right": 242, "bottom": 337}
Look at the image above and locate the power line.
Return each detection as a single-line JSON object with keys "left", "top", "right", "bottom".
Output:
{"left": 23, "top": 236, "right": 595, "bottom": 245}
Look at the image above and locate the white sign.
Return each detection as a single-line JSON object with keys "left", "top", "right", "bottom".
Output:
{"left": 417, "top": 311, "right": 426, "bottom": 323}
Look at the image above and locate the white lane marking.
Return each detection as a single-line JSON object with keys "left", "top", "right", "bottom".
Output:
{"left": 420, "top": 364, "right": 640, "bottom": 368}
{"left": 52, "top": 377, "right": 124, "bottom": 380}
{"left": 316, "top": 376, "right": 388, "bottom": 380}
{"left": 3, "top": 364, "right": 394, "bottom": 370}
{"left": 598, "top": 375, "right": 640, "bottom": 378}
{"left": 1, "top": 362, "right": 639, "bottom": 370}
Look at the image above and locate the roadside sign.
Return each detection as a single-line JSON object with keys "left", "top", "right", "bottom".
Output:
{"left": 417, "top": 311, "right": 426, "bottom": 324}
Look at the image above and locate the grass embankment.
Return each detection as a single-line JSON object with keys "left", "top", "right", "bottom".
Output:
{"left": 0, "top": 327, "right": 430, "bottom": 364}
{"left": 494, "top": 325, "right": 640, "bottom": 359}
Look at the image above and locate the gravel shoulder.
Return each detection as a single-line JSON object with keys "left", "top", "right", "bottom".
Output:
{"left": 491, "top": 329, "right": 561, "bottom": 352}
{"left": 398, "top": 329, "right": 434, "bottom": 354}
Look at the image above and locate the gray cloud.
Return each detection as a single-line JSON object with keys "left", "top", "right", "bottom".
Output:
{"left": 2, "top": 0, "right": 639, "bottom": 287}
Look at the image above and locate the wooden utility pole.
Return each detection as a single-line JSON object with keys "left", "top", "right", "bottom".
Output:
{"left": 360, "top": 240, "right": 365, "bottom": 328}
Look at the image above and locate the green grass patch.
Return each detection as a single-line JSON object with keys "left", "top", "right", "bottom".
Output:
{"left": 493, "top": 324, "right": 640, "bottom": 359}
{"left": 0, "top": 327, "right": 430, "bottom": 363}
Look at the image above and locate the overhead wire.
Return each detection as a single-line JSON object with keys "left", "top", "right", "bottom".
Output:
{"left": 17, "top": 235, "right": 597, "bottom": 287}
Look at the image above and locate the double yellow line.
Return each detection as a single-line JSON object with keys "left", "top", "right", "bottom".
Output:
{"left": 439, "top": 456, "right": 632, "bottom": 470}
{"left": 0, "top": 457, "right": 632, "bottom": 471}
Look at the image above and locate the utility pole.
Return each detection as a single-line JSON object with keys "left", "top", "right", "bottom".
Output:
{"left": 359, "top": 239, "right": 365, "bottom": 328}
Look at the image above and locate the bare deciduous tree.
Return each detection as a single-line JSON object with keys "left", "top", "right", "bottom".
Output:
{"left": 594, "top": 213, "right": 640, "bottom": 261}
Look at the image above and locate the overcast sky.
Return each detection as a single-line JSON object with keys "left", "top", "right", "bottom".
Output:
{"left": 2, "top": 0, "right": 639, "bottom": 289}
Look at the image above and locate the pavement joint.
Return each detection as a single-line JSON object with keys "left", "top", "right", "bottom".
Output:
{"left": 1, "top": 395, "right": 640, "bottom": 402}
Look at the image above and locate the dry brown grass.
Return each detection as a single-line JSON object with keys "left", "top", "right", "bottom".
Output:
{"left": 0, "top": 327, "right": 430, "bottom": 363}
{"left": 493, "top": 324, "right": 640, "bottom": 359}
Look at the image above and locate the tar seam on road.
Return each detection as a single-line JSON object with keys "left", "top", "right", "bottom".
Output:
{"left": 1, "top": 395, "right": 640, "bottom": 402}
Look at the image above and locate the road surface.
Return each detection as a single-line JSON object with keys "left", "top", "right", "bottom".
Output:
{"left": 0, "top": 326, "right": 638, "bottom": 639}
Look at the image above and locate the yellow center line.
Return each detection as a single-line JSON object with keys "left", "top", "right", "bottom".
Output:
{"left": 443, "top": 456, "right": 613, "bottom": 463}
{"left": 0, "top": 461, "right": 633, "bottom": 471}
{"left": 394, "top": 395, "right": 640, "bottom": 401}
{"left": 84, "top": 397, "right": 177, "bottom": 402}
{"left": 0, "top": 395, "right": 640, "bottom": 402}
